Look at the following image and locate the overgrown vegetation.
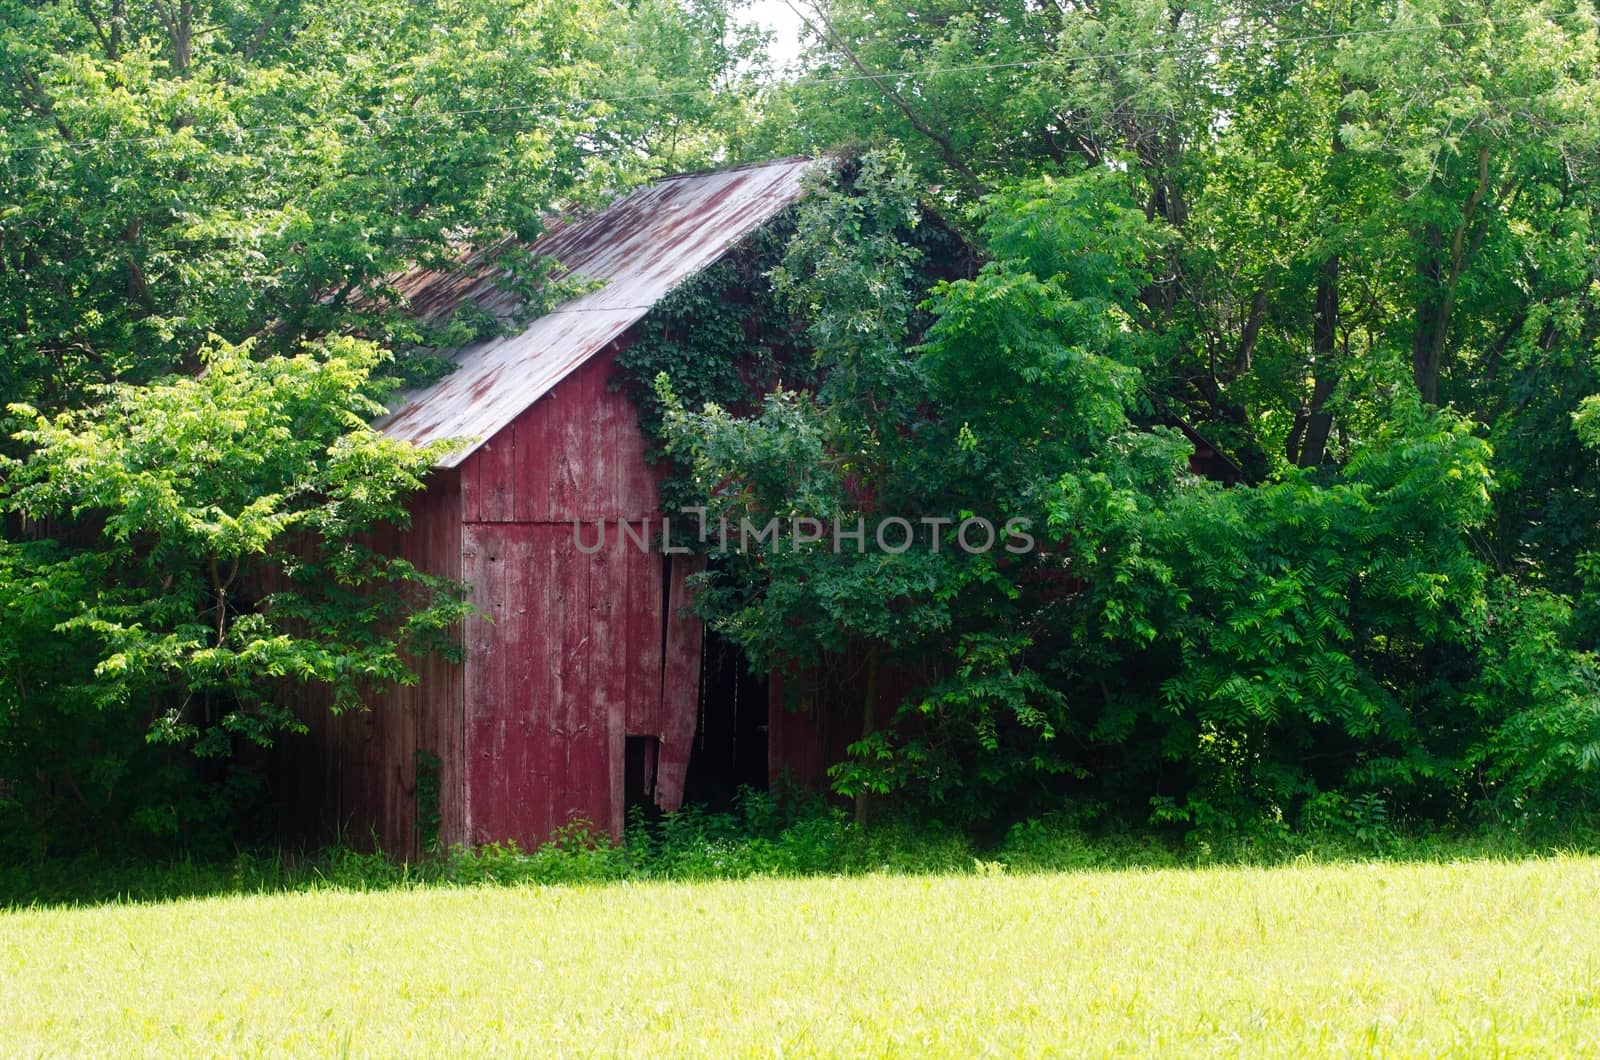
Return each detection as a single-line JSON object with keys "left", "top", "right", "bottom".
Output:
{"left": 635, "top": 0, "right": 1600, "bottom": 843}
{"left": 646, "top": 151, "right": 1598, "bottom": 843}
{"left": 0, "top": 339, "right": 469, "bottom": 855}
{"left": 7, "top": 791, "right": 1598, "bottom": 910}
{"left": 4, "top": 0, "right": 1600, "bottom": 866}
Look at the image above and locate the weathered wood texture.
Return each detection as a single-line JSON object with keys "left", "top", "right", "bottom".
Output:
{"left": 456, "top": 345, "right": 705, "bottom": 848}
{"left": 655, "top": 553, "right": 707, "bottom": 814}
{"left": 460, "top": 343, "right": 661, "bottom": 524}
{"left": 304, "top": 325, "right": 1009, "bottom": 855}
{"left": 289, "top": 470, "right": 465, "bottom": 859}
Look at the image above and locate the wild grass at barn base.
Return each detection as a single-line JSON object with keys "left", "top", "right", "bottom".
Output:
{"left": 4, "top": 856, "right": 1600, "bottom": 1056}
{"left": 4, "top": 796, "right": 1599, "bottom": 908}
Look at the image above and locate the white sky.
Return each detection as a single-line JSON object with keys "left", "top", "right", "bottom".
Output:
{"left": 740, "top": 0, "right": 811, "bottom": 71}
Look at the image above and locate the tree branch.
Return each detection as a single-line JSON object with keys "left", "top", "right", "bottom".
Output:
{"left": 787, "top": 0, "right": 988, "bottom": 198}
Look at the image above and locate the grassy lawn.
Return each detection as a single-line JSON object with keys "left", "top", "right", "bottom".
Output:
{"left": 4, "top": 856, "right": 1599, "bottom": 1056}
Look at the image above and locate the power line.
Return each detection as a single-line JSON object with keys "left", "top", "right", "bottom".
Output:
{"left": 0, "top": 9, "right": 1593, "bottom": 159}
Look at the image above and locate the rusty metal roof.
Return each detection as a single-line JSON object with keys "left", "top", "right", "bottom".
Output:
{"left": 376, "top": 157, "right": 817, "bottom": 465}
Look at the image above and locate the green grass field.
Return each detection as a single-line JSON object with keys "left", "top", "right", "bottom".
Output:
{"left": 4, "top": 856, "right": 1598, "bottom": 1056}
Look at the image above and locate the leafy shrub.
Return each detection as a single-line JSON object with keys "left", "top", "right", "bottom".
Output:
{"left": 995, "top": 818, "right": 1105, "bottom": 873}
{"left": 1469, "top": 582, "right": 1600, "bottom": 827}
{"left": 0, "top": 339, "right": 468, "bottom": 856}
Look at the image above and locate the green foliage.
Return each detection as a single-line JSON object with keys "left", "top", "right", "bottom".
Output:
{"left": 665, "top": 0, "right": 1600, "bottom": 837}
{"left": 415, "top": 750, "right": 443, "bottom": 855}
{"left": 1468, "top": 582, "right": 1600, "bottom": 823}
{"left": 7, "top": 0, "right": 1600, "bottom": 854}
{"left": 0, "top": 339, "right": 469, "bottom": 854}
{"left": 1578, "top": 395, "right": 1600, "bottom": 452}
{"left": 1097, "top": 399, "right": 1491, "bottom": 770}
{"left": 645, "top": 147, "right": 1583, "bottom": 838}
{"left": 0, "top": 0, "right": 764, "bottom": 411}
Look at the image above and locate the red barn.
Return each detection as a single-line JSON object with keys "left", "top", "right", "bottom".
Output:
{"left": 294, "top": 158, "right": 814, "bottom": 856}
{"left": 292, "top": 156, "right": 1240, "bottom": 857}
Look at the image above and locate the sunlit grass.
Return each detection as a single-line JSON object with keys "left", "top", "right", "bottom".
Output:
{"left": 4, "top": 856, "right": 1599, "bottom": 1056}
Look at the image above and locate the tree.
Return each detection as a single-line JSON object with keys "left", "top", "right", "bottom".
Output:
{"left": 0, "top": 0, "right": 765, "bottom": 411}
{"left": 0, "top": 338, "right": 468, "bottom": 852}
{"left": 644, "top": 160, "right": 1179, "bottom": 821}
{"left": 746, "top": 5, "right": 1600, "bottom": 831}
{"left": 649, "top": 153, "right": 1515, "bottom": 834}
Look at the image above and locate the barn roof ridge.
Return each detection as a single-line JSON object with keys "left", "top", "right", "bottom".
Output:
{"left": 375, "top": 155, "right": 819, "bottom": 466}
{"left": 647, "top": 153, "right": 816, "bottom": 184}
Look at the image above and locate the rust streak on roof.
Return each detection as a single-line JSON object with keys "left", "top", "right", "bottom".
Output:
{"left": 376, "top": 157, "right": 817, "bottom": 465}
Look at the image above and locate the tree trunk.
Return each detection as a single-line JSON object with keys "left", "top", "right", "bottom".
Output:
{"left": 1412, "top": 146, "right": 1493, "bottom": 405}
{"left": 1292, "top": 255, "right": 1340, "bottom": 468}
{"left": 1289, "top": 108, "right": 1348, "bottom": 466}
{"left": 1411, "top": 226, "right": 1448, "bottom": 405}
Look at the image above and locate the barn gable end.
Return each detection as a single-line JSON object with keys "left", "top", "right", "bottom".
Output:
{"left": 455, "top": 344, "right": 703, "bottom": 847}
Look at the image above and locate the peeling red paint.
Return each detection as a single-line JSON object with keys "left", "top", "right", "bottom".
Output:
{"left": 457, "top": 347, "right": 703, "bottom": 848}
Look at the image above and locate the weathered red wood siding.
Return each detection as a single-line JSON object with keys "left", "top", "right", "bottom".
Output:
{"left": 290, "top": 470, "right": 465, "bottom": 858}
{"left": 655, "top": 553, "right": 707, "bottom": 811}
{"left": 457, "top": 343, "right": 704, "bottom": 848}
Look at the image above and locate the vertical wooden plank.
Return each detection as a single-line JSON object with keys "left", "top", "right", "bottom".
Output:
{"left": 507, "top": 525, "right": 549, "bottom": 850}
{"left": 535, "top": 524, "right": 564, "bottom": 838}
{"left": 343, "top": 706, "right": 379, "bottom": 848}
{"left": 590, "top": 354, "right": 631, "bottom": 837}
{"left": 559, "top": 524, "right": 605, "bottom": 833}
{"left": 625, "top": 543, "right": 663, "bottom": 737}
{"left": 654, "top": 554, "right": 706, "bottom": 811}
{"left": 566, "top": 369, "right": 608, "bottom": 832}
{"left": 380, "top": 513, "right": 407, "bottom": 851}
{"left": 598, "top": 346, "right": 625, "bottom": 526}
{"left": 465, "top": 433, "right": 516, "bottom": 523}
{"left": 459, "top": 521, "right": 484, "bottom": 844}
{"left": 573, "top": 351, "right": 601, "bottom": 516}
{"left": 433, "top": 472, "right": 467, "bottom": 850}
{"left": 462, "top": 521, "right": 509, "bottom": 844}
{"left": 544, "top": 389, "right": 568, "bottom": 521}
{"left": 460, "top": 438, "right": 481, "bottom": 523}
{"left": 605, "top": 346, "right": 660, "bottom": 521}
{"left": 548, "top": 365, "right": 581, "bottom": 521}
{"left": 390, "top": 703, "right": 412, "bottom": 856}
{"left": 591, "top": 537, "right": 628, "bottom": 837}
{"left": 522, "top": 523, "right": 556, "bottom": 845}
{"left": 512, "top": 389, "right": 550, "bottom": 523}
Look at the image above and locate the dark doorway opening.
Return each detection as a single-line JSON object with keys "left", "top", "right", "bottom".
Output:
{"left": 623, "top": 734, "right": 660, "bottom": 815}
{"left": 683, "top": 627, "right": 769, "bottom": 809}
